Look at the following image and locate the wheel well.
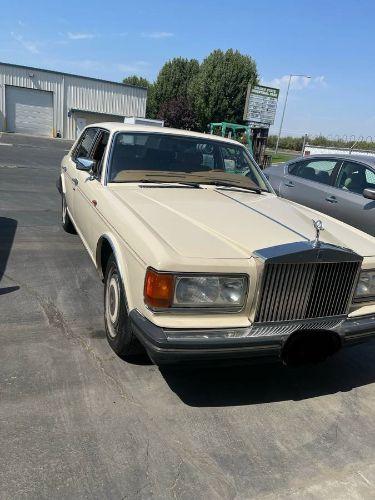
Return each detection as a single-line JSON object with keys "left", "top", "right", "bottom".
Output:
{"left": 99, "top": 238, "right": 113, "bottom": 277}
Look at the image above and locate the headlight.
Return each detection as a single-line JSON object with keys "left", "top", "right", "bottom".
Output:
{"left": 175, "top": 276, "right": 247, "bottom": 307}
{"left": 355, "top": 270, "right": 375, "bottom": 300}
{"left": 144, "top": 269, "right": 247, "bottom": 310}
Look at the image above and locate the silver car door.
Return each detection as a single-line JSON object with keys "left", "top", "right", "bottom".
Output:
{"left": 279, "top": 158, "right": 340, "bottom": 213}
{"left": 327, "top": 160, "right": 375, "bottom": 236}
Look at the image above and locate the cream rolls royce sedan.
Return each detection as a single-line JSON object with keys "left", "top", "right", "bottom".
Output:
{"left": 57, "top": 123, "right": 375, "bottom": 365}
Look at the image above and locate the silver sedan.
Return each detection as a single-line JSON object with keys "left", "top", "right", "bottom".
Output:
{"left": 264, "top": 154, "right": 375, "bottom": 236}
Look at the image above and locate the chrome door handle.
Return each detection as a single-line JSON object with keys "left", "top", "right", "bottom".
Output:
{"left": 325, "top": 195, "right": 337, "bottom": 203}
{"left": 72, "top": 178, "right": 78, "bottom": 186}
{"left": 284, "top": 181, "right": 295, "bottom": 187}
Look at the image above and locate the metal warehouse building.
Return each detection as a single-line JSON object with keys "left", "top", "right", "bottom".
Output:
{"left": 0, "top": 62, "right": 147, "bottom": 139}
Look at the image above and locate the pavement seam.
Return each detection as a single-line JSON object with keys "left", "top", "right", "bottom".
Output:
{"left": 3, "top": 272, "right": 140, "bottom": 406}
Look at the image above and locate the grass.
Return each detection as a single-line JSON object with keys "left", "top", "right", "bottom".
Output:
{"left": 266, "top": 150, "right": 298, "bottom": 164}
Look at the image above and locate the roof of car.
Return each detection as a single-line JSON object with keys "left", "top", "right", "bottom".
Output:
{"left": 292, "top": 153, "right": 375, "bottom": 167}
{"left": 88, "top": 122, "right": 242, "bottom": 146}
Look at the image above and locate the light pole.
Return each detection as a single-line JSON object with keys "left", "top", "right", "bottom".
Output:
{"left": 275, "top": 74, "right": 311, "bottom": 154}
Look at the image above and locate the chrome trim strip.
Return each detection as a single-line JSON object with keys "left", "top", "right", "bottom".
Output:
{"left": 165, "top": 317, "right": 346, "bottom": 340}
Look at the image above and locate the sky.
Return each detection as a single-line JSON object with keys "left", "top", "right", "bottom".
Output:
{"left": 0, "top": 0, "right": 374, "bottom": 139}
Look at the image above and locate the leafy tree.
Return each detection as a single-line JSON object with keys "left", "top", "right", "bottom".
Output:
{"left": 188, "top": 49, "right": 258, "bottom": 129}
{"left": 151, "top": 57, "right": 200, "bottom": 117}
{"left": 122, "top": 75, "right": 151, "bottom": 88}
{"left": 122, "top": 75, "right": 156, "bottom": 118}
{"left": 157, "top": 97, "right": 197, "bottom": 130}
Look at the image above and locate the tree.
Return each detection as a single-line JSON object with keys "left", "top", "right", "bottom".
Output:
{"left": 151, "top": 57, "right": 200, "bottom": 117}
{"left": 122, "top": 75, "right": 156, "bottom": 119}
{"left": 157, "top": 97, "right": 197, "bottom": 130}
{"left": 122, "top": 75, "right": 150, "bottom": 88}
{"left": 188, "top": 49, "right": 258, "bottom": 129}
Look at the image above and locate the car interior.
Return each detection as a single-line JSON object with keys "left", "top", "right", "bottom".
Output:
{"left": 337, "top": 162, "right": 375, "bottom": 194}
{"left": 108, "top": 134, "right": 257, "bottom": 182}
{"left": 290, "top": 160, "right": 338, "bottom": 185}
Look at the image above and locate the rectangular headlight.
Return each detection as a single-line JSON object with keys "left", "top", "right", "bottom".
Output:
{"left": 355, "top": 270, "right": 375, "bottom": 300}
{"left": 174, "top": 275, "right": 247, "bottom": 308}
{"left": 144, "top": 269, "right": 247, "bottom": 310}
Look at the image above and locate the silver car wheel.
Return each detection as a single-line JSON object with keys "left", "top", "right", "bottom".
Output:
{"left": 106, "top": 272, "right": 120, "bottom": 338}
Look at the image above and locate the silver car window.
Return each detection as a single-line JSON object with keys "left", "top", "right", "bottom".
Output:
{"left": 290, "top": 158, "right": 339, "bottom": 185}
{"left": 336, "top": 161, "right": 375, "bottom": 195}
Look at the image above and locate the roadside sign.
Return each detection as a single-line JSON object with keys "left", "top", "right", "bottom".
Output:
{"left": 243, "top": 84, "right": 279, "bottom": 126}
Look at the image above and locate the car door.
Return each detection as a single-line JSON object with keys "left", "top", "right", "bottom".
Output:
{"left": 74, "top": 129, "right": 110, "bottom": 254}
{"left": 326, "top": 160, "right": 375, "bottom": 235}
{"left": 64, "top": 127, "right": 99, "bottom": 227}
{"left": 62, "top": 128, "right": 97, "bottom": 222}
{"left": 279, "top": 157, "right": 341, "bottom": 214}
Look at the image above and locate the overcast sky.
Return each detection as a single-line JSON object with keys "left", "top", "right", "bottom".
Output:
{"left": 1, "top": 0, "right": 374, "bottom": 139}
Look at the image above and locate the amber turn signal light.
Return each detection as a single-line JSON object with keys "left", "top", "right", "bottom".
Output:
{"left": 144, "top": 269, "right": 174, "bottom": 308}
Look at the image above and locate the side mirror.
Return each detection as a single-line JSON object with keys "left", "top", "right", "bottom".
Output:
{"left": 363, "top": 188, "right": 375, "bottom": 200}
{"left": 76, "top": 157, "right": 96, "bottom": 172}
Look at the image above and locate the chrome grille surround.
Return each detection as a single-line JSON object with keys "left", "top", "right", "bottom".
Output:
{"left": 254, "top": 241, "right": 362, "bottom": 324}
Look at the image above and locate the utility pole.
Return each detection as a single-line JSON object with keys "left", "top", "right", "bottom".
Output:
{"left": 275, "top": 74, "right": 311, "bottom": 154}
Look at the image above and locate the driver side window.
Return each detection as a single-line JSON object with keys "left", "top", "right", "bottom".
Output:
{"left": 73, "top": 128, "right": 98, "bottom": 160}
{"left": 91, "top": 130, "right": 110, "bottom": 178}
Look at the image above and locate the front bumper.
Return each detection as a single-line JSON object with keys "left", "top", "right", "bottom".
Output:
{"left": 129, "top": 310, "right": 375, "bottom": 365}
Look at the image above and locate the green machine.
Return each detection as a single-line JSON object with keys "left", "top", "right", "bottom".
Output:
{"left": 208, "top": 122, "right": 271, "bottom": 168}
{"left": 208, "top": 122, "right": 253, "bottom": 153}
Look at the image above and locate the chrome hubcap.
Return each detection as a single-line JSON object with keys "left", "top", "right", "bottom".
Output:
{"left": 106, "top": 272, "right": 120, "bottom": 338}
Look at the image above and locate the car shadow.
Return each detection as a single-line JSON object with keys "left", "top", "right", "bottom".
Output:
{"left": 160, "top": 342, "right": 375, "bottom": 407}
{"left": 0, "top": 217, "right": 19, "bottom": 295}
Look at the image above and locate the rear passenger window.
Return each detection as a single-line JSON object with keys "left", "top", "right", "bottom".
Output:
{"left": 289, "top": 159, "right": 338, "bottom": 185}
{"left": 74, "top": 128, "right": 98, "bottom": 160}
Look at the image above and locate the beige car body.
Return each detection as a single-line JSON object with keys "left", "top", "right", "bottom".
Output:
{"left": 60, "top": 123, "right": 375, "bottom": 348}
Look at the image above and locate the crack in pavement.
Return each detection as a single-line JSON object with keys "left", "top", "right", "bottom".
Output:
{"left": 3, "top": 273, "right": 139, "bottom": 406}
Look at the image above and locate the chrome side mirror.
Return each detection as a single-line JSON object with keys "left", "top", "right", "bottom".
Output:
{"left": 76, "top": 157, "right": 96, "bottom": 172}
{"left": 363, "top": 188, "right": 375, "bottom": 200}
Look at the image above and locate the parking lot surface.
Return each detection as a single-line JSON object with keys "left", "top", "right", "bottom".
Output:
{"left": 2, "top": 134, "right": 375, "bottom": 499}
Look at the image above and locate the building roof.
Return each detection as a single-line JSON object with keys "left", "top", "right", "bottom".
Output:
{"left": 0, "top": 61, "right": 148, "bottom": 91}
{"left": 90, "top": 122, "right": 242, "bottom": 145}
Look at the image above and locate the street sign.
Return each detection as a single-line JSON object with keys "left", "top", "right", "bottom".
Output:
{"left": 243, "top": 84, "right": 279, "bottom": 126}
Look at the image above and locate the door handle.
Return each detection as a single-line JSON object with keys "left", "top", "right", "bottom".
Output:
{"left": 284, "top": 181, "right": 295, "bottom": 187}
{"left": 72, "top": 178, "right": 78, "bottom": 186}
{"left": 325, "top": 195, "right": 337, "bottom": 203}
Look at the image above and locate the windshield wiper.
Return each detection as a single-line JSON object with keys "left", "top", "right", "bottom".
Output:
{"left": 199, "top": 180, "right": 262, "bottom": 194}
{"left": 137, "top": 179, "right": 202, "bottom": 189}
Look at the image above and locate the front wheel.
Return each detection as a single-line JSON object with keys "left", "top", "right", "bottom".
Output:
{"left": 61, "top": 194, "right": 76, "bottom": 234}
{"left": 104, "top": 255, "right": 144, "bottom": 358}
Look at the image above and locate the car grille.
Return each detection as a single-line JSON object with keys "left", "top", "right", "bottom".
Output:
{"left": 255, "top": 261, "right": 361, "bottom": 323}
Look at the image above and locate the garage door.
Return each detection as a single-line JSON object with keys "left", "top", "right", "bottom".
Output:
{"left": 6, "top": 86, "right": 53, "bottom": 137}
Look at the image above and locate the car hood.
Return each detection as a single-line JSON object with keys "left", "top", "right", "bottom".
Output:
{"left": 111, "top": 186, "right": 375, "bottom": 259}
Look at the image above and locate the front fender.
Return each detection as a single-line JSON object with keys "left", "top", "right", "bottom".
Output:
{"left": 95, "top": 233, "right": 138, "bottom": 309}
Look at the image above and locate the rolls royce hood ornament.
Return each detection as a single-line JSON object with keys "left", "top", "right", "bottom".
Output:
{"left": 312, "top": 219, "right": 324, "bottom": 247}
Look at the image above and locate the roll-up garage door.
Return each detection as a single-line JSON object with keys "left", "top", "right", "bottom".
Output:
{"left": 6, "top": 86, "right": 53, "bottom": 137}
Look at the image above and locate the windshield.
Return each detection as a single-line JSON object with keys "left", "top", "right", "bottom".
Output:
{"left": 108, "top": 132, "right": 270, "bottom": 191}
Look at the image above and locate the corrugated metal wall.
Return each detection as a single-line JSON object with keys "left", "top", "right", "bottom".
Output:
{"left": 0, "top": 63, "right": 147, "bottom": 139}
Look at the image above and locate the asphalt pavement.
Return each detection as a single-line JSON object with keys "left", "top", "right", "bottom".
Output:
{"left": 1, "top": 133, "right": 375, "bottom": 499}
